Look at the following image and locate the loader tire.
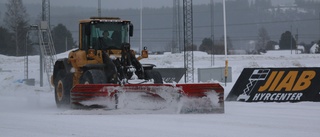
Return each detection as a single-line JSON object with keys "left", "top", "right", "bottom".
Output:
{"left": 102, "top": 51, "right": 118, "bottom": 84}
{"left": 145, "top": 70, "right": 163, "bottom": 84}
{"left": 80, "top": 70, "right": 107, "bottom": 84}
{"left": 54, "top": 70, "right": 71, "bottom": 108}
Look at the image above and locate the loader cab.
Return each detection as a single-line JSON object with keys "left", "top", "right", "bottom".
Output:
{"left": 79, "top": 17, "right": 133, "bottom": 51}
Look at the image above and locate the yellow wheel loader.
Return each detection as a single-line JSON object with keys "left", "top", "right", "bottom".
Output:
{"left": 51, "top": 17, "right": 224, "bottom": 113}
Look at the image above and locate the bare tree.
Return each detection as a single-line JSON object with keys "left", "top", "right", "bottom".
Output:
{"left": 4, "top": 0, "right": 29, "bottom": 56}
{"left": 257, "top": 27, "right": 270, "bottom": 50}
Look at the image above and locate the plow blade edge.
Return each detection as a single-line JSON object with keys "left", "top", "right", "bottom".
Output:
{"left": 70, "top": 83, "right": 224, "bottom": 113}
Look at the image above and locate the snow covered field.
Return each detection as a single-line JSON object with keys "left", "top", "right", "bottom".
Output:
{"left": 1, "top": 50, "right": 320, "bottom": 137}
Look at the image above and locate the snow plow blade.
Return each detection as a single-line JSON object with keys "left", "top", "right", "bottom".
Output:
{"left": 70, "top": 83, "right": 224, "bottom": 114}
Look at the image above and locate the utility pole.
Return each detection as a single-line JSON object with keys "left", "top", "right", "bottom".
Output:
{"left": 140, "top": 0, "right": 143, "bottom": 52}
{"left": 210, "top": 0, "right": 214, "bottom": 66}
{"left": 295, "top": 28, "right": 299, "bottom": 54}
{"left": 173, "top": 0, "right": 181, "bottom": 53}
{"left": 42, "top": 0, "right": 50, "bottom": 26}
{"left": 40, "top": 0, "right": 56, "bottom": 89}
{"left": 290, "top": 25, "right": 292, "bottom": 54}
{"left": 40, "top": 0, "right": 51, "bottom": 87}
{"left": 183, "top": 0, "right": 194, "bottom": 83}
{"left": 98, "top": 0, "right": 101, "bottom": 17}
{"left": 223, "top": 0, "right": 228, "bottom": 86}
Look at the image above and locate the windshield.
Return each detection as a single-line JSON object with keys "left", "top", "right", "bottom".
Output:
{"left": 81, "top": 22, "right": 130, "bottom": 50}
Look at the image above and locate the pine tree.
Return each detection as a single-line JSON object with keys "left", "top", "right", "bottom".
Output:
{"left": 279, "top": 31, "right": 296, "bottom": 50}
{"left": 199, "top": 38, "right": 213, "bottom": 53}
{"left": 0, "top": 27, "right": 14, "bottom": 55}
{"left": 51, "top": 24, "right": 75, "bottom": 54}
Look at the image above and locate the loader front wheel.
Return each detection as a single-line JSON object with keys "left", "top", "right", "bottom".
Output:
{"left": 80, "top": 70, "right": 107, "bottom": 84}
{"left": 54, "top": 70, "right": 71, "bottom": 108}
{"left": 145, "top": 70, "right": 163, "bottom": 84}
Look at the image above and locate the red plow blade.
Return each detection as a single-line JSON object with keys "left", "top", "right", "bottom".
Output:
{"left": 70, "top": 83, "right": 224, "bottom": 113}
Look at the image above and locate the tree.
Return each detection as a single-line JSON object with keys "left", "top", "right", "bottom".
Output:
{"left": 213, "top": 42, "right": 225, "bottom": 55}
{"left": 256, "top": 27, "right": 270, "bottom": 50}
{"left": 219, "top": 36, "right": 233, "bottom": 51}
{"left": 253, "top": 0, "right": 272, "bottom": 10}
{"left": 0, "top": 26, "right": 15, "bottom": 55}
{"left": 199, "top": 38, "right": 213, "bottom": 54}
{"left": 185, "top": 44, "right": 197, "bottom": 51}
{"left": 295, "top": 0, "right": 320, "bottom": 11}
{"left": 265, "top": 41, "right": 278, "bottom": 50}
{"left": 4, "top": 0, "right": 29, "bottom": 56}
{"left": 51, "top": 24, "right": 75, "bottom": 54}
{"left": 279, "top": 31, "right": 296, "bottom": 50}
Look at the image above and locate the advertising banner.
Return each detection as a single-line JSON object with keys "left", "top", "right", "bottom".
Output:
{"left": 226, "top": 68, "right": 320, "bottom": 102}
{"left": 154, "top": 68, "right": 186, "bottom": 83}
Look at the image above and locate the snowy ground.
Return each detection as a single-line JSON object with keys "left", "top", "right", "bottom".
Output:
{"left": 1, "top": 50, "right": 320, "bottom": 137}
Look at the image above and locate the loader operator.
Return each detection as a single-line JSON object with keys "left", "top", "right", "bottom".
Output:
{"left": 101, "top": 31, "right": 113, "bottom": 50}
{"left": 111, "top": 31, "right": 121, "bottom": 48}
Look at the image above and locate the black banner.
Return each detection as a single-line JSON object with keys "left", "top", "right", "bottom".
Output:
{"left": 154, "top": 68, "right": 186, "bottom": 83}
{"left": 226, "top": 68, "right": 320, "bottom": 102}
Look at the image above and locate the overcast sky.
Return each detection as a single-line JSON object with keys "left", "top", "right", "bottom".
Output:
{"left": 22, "top": 0, "right": 214, "bottom": 9}
{"left": 18, "top": 0, "right": 299, "bottom": 9}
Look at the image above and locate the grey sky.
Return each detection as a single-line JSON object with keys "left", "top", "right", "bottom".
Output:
{"left": 23, "top": 0, "right": 213, "bottom": 9}
{"left": 20, "top": 0, "right": 298, "bottom": 9}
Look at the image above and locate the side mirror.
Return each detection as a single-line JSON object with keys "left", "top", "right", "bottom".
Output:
{"left": 129, "top": 24, "right": 133, "bottom": 37}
